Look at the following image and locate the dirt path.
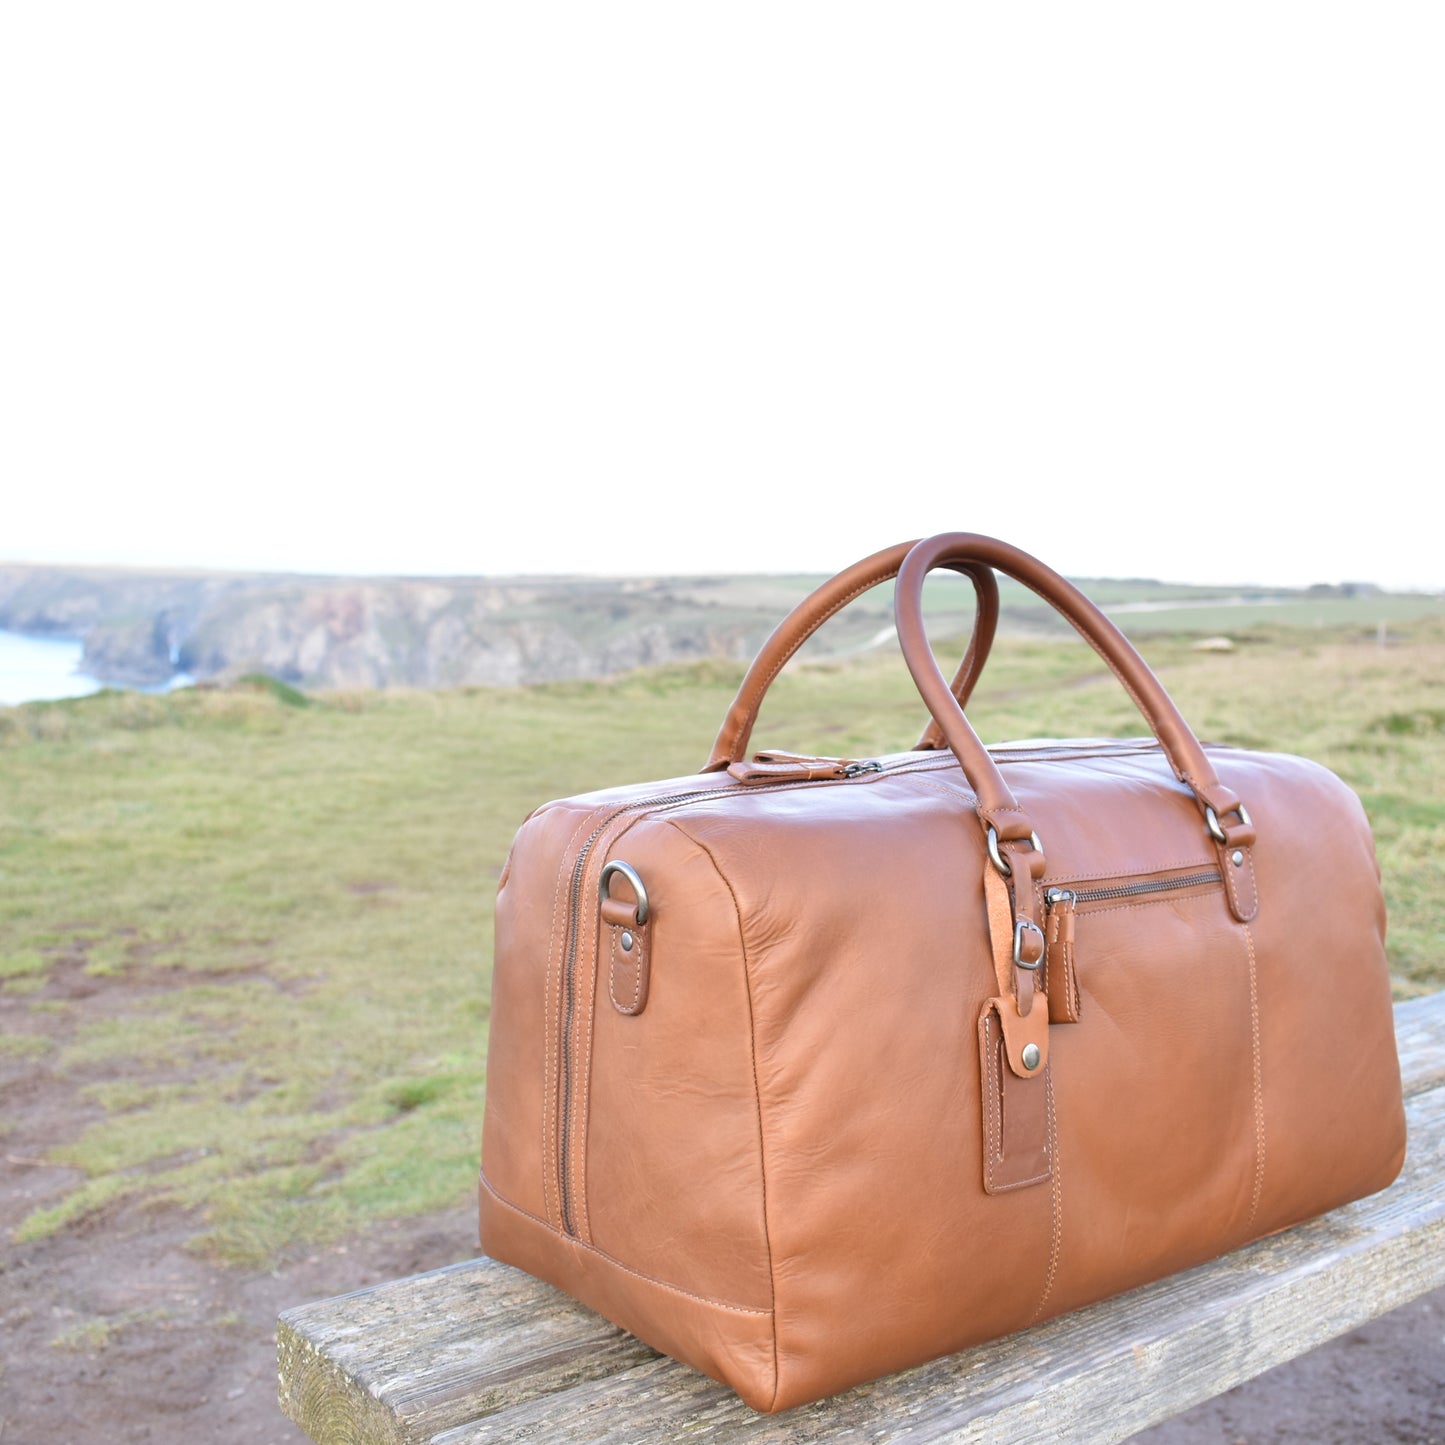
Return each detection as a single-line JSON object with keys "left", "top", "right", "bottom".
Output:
{"left": 1, "top": 1195, "right": 478, "bottom": 1443}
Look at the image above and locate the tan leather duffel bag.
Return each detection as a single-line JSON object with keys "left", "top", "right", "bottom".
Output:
{"left": 478, "top": 532, "right": 1405, "bottom": 1413}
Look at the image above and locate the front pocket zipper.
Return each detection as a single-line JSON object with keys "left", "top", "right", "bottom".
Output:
{"left": 1040, "top": 866, "right": 1226, "bottom": 1026}
{"left": 1045, "top": 868, "right": 1222, "bottom": 909}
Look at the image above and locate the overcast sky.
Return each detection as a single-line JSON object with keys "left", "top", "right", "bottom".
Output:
{"left": 2, "top": 5, "right": 1441, "bottom": 590}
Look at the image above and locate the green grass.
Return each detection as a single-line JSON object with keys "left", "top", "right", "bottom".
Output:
{"left": 1, "top": 622, "right": 1441, "bottom": 1265}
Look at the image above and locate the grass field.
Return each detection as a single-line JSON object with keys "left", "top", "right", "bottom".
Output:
{"left": 1, "top": 617, "right": 1441, "bottom": 1268}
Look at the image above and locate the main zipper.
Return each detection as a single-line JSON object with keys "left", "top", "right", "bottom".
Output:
{"left": 553, "top": 755, "right": 952, "bottom": 1236}
{"left": 557, "top": 786, "right": 721, "bottom": 1235}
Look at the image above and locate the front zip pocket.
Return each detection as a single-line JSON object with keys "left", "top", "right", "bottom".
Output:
{"left": 1038, "top": 864, "right": 1225, "bottom": 1025}
{"left": 1044, "top": 867, "right": 1222, "bottom": 910}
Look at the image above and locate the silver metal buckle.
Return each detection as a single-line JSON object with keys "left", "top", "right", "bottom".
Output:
{"left": 987, "top": 826, "right": 1044, "bottom": 879}
{"left": 1204, "top": 803, "right": 1252, "bottom": 845}
{"left": 598, "top": 859, "right": 649, "bottom": 924}
{"left": 1013, "top": 918, "right": 1045, "bottom": 971}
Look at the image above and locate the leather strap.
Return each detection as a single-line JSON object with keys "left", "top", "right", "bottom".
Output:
{"left": 895, "top": 534, "right": 1255, "bottom": 869}
{"left": 703, "top": 541, "right": 1000, "bottom": 771}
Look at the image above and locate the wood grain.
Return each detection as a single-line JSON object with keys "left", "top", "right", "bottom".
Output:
{"left": 277, "top": 1255, "right": 659, "bottom": 1443}
{"left": 280, "top": 993, "right": 1445, "bottom": 1444}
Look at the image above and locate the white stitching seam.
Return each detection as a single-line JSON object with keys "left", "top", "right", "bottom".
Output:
{"left": 608, "top": 924, "right": 646, "bottom": 1014}
{"left": 1028, "top": 1071, "right": 1063, "bottom": 1324}
{"left": 1031, "top": 857, "right": 1221, "bottom": 890}
{"left": 1244, "top": 921, "right": 1266, "bottom": 1227}
{"left": 981, "top": 1011, "right": 1051, "bottom": 1193}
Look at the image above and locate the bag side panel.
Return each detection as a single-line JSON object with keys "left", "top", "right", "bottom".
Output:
{"left": 1227, "top": 753, "right": 1407, "bottom": 1228}
{"left": 481, "top": 802, "right": 597, "bottom": 1228}
{"left": 480, "top": 802, "right": 780, "bottom": 1410}
{"left": 582, "top": 815, "right": 774, "bottom": 1313}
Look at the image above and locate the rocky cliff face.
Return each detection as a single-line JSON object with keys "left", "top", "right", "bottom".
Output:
{"left": 176, "top": 579, "right": 767, "bottom": 689}
{"left": 0, "top": 566, "right": 880, "bottom": 690}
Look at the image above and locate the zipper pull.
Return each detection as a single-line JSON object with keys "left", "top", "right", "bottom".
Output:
{"left": 1044, "top": 888, "right": 1081, "bottom": 1024}
{"left": 726, "top": 752, "right": 881, "bottom": 785}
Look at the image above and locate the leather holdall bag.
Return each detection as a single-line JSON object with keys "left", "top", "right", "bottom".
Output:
{"left": 478, "top": 532, "right": 1406, "bottom": 1413}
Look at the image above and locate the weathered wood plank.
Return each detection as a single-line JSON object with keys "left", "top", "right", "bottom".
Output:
{"left": 277, "top": 1253, "right": 659, "bottom": 1443}
{"left": 279, "top": 994, "right": 1445, "bottom": 1444}
{"left": 1394, "top": 990, "right": 1445, "bottom": 1099}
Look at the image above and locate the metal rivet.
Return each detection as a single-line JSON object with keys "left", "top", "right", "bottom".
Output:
{"left": 1022, "top": 1042, "right": 1041, "bottom": 1072}
{"left": 620, "top": 931, "right": 635, "bottom": 952}
{"left": 1231, "top": 850, "right": 1245, "bottom": 867}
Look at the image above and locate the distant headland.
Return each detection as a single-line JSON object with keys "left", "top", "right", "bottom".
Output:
{"left": 0, "top": 562, "right": 1437, "bottom": 694}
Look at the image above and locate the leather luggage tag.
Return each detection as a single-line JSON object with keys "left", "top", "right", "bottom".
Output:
{"left": 979, "top": 996, "right": 1053, "bottom": 1195}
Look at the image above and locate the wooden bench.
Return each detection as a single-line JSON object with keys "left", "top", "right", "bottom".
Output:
{"left": 278, "top": 993, "right": 1445, "bottom": 1444}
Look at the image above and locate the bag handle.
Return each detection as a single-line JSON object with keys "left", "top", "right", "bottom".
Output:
{"left": 703, "top": 541, "right": 1000, "bottom": 771}
{"left": 895, "top": 534, "right": 1257, "bottom": 911}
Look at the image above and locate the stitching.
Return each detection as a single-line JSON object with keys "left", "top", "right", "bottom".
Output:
{"left": 608, "top": 925, "right": 646, "bottom": 1014}
{"left": 981, "top": 1013, "right": 998, "bottom": 1192}
{"left": 542, "top": 809, "right": 596, "bottom": 1229}
{"left": 573, "top": 865, "right": 605, "bottom": 1244}
{"left": 570, "top": 806, "right": 659, "bottom": 1241}
{"left": 978, "top": 804, "right": 1031, "bottom": 827}
{"left": 480, "top": 1170, "right": 774, "bottom": 1318}
{"left": 906, "top": 775, "right": 980, "bottom": 811}
{"left": 979, "top": 1011, "right": 1051, "bottom": 1192}
{"left": 1244, "top": 921, "right": 1266, "bottom": 1227}
{"left": 1032, "top": 857, "right": 1219, "bottom": 892}
{"left": 1223, "top": 847, "right": 1260, "bottom": 921}
{"left": 1028, "top": 1070, "right": 1063, "bottom": 1323}
{"left": 570, "top": 808, "right": 650, "bottom": 1243}
{"left": 661, "top": 818, "right": 781, "bottom": 1408}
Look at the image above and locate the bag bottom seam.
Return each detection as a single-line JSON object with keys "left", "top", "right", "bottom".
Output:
{"left": 479, "top": 1169, "right": 774, "bottom": 1319}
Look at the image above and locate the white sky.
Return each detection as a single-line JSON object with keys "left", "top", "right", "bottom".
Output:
{"left": 1, "top": 5, "right": 1442, "bottom": 589}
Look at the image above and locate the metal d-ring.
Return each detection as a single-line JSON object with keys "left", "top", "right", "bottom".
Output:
{"left": 986, "top": 826, "right": 1044, "bottom": 879}
{"left": 1204, "top": 803, "right": 1253, "bottom": 845}
{"left": 598, "top": 859, "right": 649, "bottom": 925}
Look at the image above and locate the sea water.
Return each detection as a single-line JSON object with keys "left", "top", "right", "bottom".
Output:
{"left": 0, "top": 630, "right": 104, "bottom": 706}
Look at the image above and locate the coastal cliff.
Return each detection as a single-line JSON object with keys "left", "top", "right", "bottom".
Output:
{"left": 0, "top": 565, "right": 940, "bottom": 690}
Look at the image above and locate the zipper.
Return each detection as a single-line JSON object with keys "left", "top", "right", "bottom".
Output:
{"left": 553, "top": 755, "right": 940, "bottom": 1235}
{"left": 556, "top": 785, "right": 723, "bottom": 1235}
{"left": 1041, "top": 868, "right": 1223, "bottom": 1025}
{"left": 1045, "top": 869, "right": 1221, "bottom": 908}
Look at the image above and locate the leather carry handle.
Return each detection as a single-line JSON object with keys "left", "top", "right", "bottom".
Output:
{"left": 703, "top": 541, "right": 1000, "bottom": 771}
{"left": 895, "top": 534, "right": 1254, "bottom": 852}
